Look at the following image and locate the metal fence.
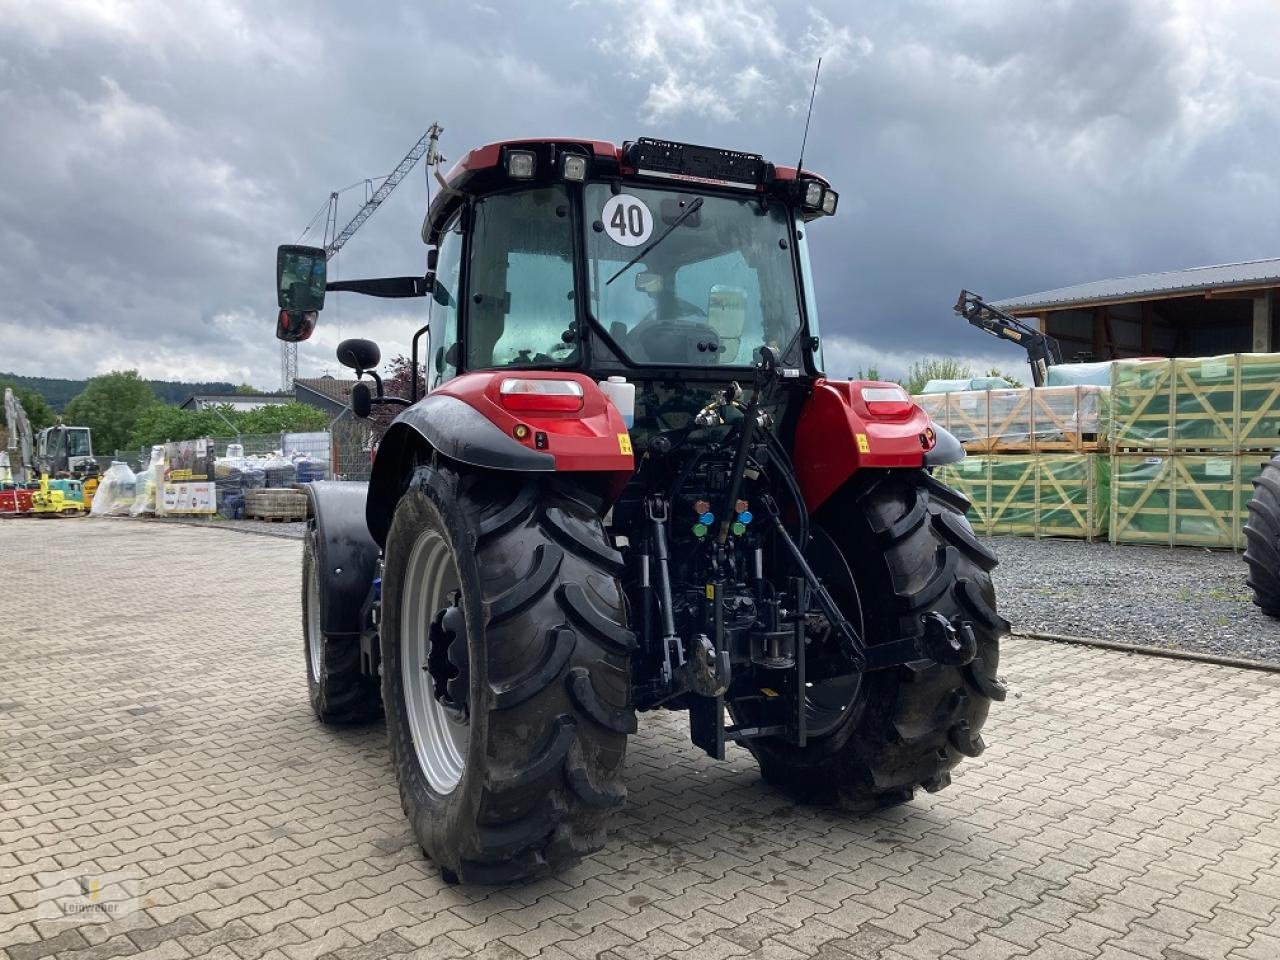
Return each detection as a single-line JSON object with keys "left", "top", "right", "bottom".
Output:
{"left": 111, "top": 421, "right": 375, "bottom": 483}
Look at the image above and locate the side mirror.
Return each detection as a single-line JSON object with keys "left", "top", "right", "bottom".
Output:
{"left": 350, "top": 381, "right": 372, "bottom": 418}
{"left": 277, "top": 309, "right": 317, "bottom": 343}
{"left": 277, "top": 244, "right": 327, "bottom": 312}
{"left": 336, "top": 338, "right": 381, "bottom": 372}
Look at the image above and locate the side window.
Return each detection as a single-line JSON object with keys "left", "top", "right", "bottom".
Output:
{"left": 430, "top": 214, "right": 463, "bottom": 388}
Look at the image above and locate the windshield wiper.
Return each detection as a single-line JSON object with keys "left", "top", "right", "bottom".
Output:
{"left": 605, "top": 197, "right": 704, "bottom": 286}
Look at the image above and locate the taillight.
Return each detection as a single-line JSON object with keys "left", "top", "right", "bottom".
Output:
{"left": 860, "top": 385, "right": 914, "bottom": 419}
{"left": 499, "top": 378, "right": 585, "bottom": 413}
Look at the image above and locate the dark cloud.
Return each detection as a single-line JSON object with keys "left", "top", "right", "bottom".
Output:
{"left": 1, "top": 0, "right": 1276, "bottom": 386}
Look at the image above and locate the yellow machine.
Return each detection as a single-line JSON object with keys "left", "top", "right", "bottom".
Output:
{"left": 31, "top": 475, "right": 86, "bottom": 517}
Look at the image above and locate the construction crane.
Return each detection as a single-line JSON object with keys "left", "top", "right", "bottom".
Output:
{"left": 954, "top": 289, "right": 1064, "bottom": 388}
{"left": 281, "top": 123, "right": 443, "bottom": 389}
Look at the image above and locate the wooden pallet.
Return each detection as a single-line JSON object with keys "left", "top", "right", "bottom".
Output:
{"left": 936, "top": 453, "right": 1103, "bottom": 540}
{"left": 1110, "top": 353, "right": 1280, "bottom": 453}
{"left": 916, "top": 386, "right": 1106, "bottom": 454}
{"left": 244, "top": 489, "right": 309, "bottom": 522}
{"left": 1109, "top": 454, "right": 1249, "bottom": 548}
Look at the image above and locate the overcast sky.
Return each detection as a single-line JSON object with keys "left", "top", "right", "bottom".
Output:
{"left": 2, "top": 0, "right": 1278, "bottom": 388}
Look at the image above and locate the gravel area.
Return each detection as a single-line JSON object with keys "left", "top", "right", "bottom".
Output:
{"left": 985, "top": 536, "right": 1280, "bottom": 665}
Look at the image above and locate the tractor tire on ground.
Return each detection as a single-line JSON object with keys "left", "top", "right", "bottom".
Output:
{"left": 381, "top": 466, "right": 634, "bottom": 883}
{"left": 1244, "top": 454, "right": 1280, "bottom": 617}
{"left": 737, "top": 469, "right": 1007, "bottom": 811}
{"left": 302, "top": 528, "right": 383, "bottom": 723}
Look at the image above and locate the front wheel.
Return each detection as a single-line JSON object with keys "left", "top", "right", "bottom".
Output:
{"left": 303, "top": 528, "right": 382, "bottom": 724}
{"left": 1244, "top": 455, "right": 1280, "bottom": 617}
{"left": 736, "top": 470, "right": 1007, "bottom": 810}
{"left": 380, "top": 466, "right": 635, "bottom": 883}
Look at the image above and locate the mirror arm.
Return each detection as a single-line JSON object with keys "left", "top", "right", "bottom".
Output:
{"left": 410, "top": 321, "right": 430, "bottom": 403}
{"left": 325, "top": 276, "right": 431, "bottom": 299}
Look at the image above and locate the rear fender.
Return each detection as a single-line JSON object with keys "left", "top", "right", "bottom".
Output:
{"left": 366, "top": 371, "right": 634, "bottom": 546}
{"left": 305, "top": 481, "right": 379, "bottom": 638}
{"left": 793, "top": 379, "right": 939, "bottom": 511}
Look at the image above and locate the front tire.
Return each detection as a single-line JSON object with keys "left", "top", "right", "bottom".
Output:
{"left": 1244, "top": 455, "right": 1280, "bottom": 617}
{"left": 303, "top": 528, "right": 382, "bottom": 724}
{"left": 381, "top": 466, "right": 635, "bottom": 883}
{"left": 738, "top": 470, "right": 1007, "bottom": 810}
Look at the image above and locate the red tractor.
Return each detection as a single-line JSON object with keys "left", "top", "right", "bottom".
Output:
{"left": 277, "top": 136, "right": 1006, "bottom": 883}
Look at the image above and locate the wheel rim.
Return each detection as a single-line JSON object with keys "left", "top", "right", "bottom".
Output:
{"left": 306, "top": 553, "right": 322, "bottom": 683}
{"left": 401, "top": 527, "right": 469, "bottom": 794}
{"left": 799, "top": 526, "right": 866, "bottom": 738}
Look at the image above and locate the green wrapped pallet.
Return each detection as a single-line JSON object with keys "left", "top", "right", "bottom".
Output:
{"left": 1110, "top": 454, "right": 1243, "bottom": 547}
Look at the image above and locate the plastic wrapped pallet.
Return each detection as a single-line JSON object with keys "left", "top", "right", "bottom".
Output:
{"left": 1109, "top": 454, "right": 1243, "bottom": 547}
{"left": 89, "top": 462, "right": 137, "bottom": 517}
{"left": 1046, "top": 361, "right": 1113, "bottom": 387}
{"left": 1237, "top": 353, "right": 1280, "bottom": 450}
{"left": 937, "top": 453, "right": 1103, "bottom": 539}
{"left": 1111, "top": 352, "right": 1280, "bottom": 452}
{"left": 913, "top": 386, "right": 1105, "bottom": 453}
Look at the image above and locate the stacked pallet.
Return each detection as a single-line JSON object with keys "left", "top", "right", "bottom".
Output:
{"left": 244, "top": 489, "right": 310, "bottom": 522}
{"left": 1107, "top": 354, "right": 1278, "bottom": 548}
{"left": 916, "top": 352, "right": 1279, "bottom": 548}
{"left": 936, "top": 454, "right": 1104, "bottom": 540}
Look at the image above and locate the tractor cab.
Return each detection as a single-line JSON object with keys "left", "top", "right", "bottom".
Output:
{"left": 277, "top": 137, "right": 839, "bottom": 431}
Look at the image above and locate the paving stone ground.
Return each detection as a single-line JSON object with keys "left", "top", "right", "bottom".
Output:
{"left": 3, "top": 519, "right": 1279, "bottom": 960}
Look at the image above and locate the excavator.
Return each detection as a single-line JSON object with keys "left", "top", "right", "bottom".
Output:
{"left": 954, "top": 290, "right": 1063, "bottom": 388}
{"left": 2, "top": 388, "right": 94, "bottom": 515}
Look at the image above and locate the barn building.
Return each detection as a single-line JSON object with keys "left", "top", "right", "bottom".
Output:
{"left": 994, "top": 258, "right": 1280, "bottom": 361}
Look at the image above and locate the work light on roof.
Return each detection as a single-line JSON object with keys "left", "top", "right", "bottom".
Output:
{"left": 562, "top": 154, "right": 588, "bottom": 182}
{"left": 821, "top": 189, "right": 838, "bottom": 215}
{"left": 506, "top": 150, "right": 536, "bottom": 180}
{"left": 801, "top": 180, "right": 825, "bottom": 209}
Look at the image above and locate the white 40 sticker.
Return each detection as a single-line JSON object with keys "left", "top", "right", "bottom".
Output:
{"left": 601, "top": 194, "right": 653, "bottom": 247}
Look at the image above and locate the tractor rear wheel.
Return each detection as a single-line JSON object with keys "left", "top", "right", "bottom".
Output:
{"left": 1244, "top": 454, "right": 1280, "bottom": 617}
{"left": 303, "top": 528, "right": 382, "bottom": 723}
{"left": 737, "top": 470, "right": 1006, "bottom": 811}
{"left": 380, "top": 465, "right": 634, "bottom": 883}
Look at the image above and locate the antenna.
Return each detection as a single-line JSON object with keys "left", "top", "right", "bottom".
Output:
{"left": 795, "top": 58, "right": 822, "bottom": 175}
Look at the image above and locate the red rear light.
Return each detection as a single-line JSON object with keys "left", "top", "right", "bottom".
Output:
{"left": 860, "top": 385, "right": 914, "bottom": 419}
{"left": 499, "top": 378, "right": 585, "bottom": 413}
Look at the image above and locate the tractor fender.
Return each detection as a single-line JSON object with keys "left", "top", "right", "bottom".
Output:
{"left": 924, "top": 422, "right": 965, "bottom": 468}
{"left": 366, "top": 372, "right": 634, "bottom": 546}
{"left": 304, "top": 480, "right": 379, "bottom": 638}
{"left": 792, "top": 379, "right": 934, "bottom": 511}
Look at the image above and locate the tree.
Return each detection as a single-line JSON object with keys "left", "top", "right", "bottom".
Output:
{"left": 238, "top": 402, "right": 328, "bottom": 435}
{"left": 369, "top": 355, "right": 426, "bottom": 438}
{"left": 904, "top": 358, "right": 973, "bottom": 396}
{"left": 234, "top": 383, "right": 261, "bottom": 395}
{"left": 0, "top": 381, "right": 55, "bottom": 431}
{"left": 64, "top": 371, "right": 158, "bottom": 455}
{"left": 126, "top": 401, "right": 329, "bottom": 449}
{"left": 986, "top": 367, "right": 1025, "bottom": 389}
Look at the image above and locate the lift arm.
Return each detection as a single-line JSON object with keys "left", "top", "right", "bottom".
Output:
{"left": 953, "top": 290, "right": 1063, "bottom": 388}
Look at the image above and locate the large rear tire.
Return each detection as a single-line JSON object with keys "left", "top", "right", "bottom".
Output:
{"left": 738, "top": 470, "right": 1007, "bottom": 810}
{"left": 303, "top": 528, "right": 382, "bottom": 723}
{"left": 381, "top": 466, "right": 635, "bottom": 883}
{"left": 1244, "top": 454, "right": 1280, "bottom": 617}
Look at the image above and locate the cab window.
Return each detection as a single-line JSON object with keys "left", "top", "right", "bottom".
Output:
{"left": 430, "top": 213, "right": 463, "bottom": 388}
{"left": 466, "top": 186, "right": 576, "bottom": 370}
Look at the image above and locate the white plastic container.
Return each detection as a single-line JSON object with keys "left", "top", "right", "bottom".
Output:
{"left": 598, "top": 376, "right": 635, "bottom": 428}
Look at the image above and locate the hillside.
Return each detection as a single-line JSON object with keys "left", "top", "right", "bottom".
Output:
{"left": 0, "top": 372, "right": 250, "bottom": 410}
